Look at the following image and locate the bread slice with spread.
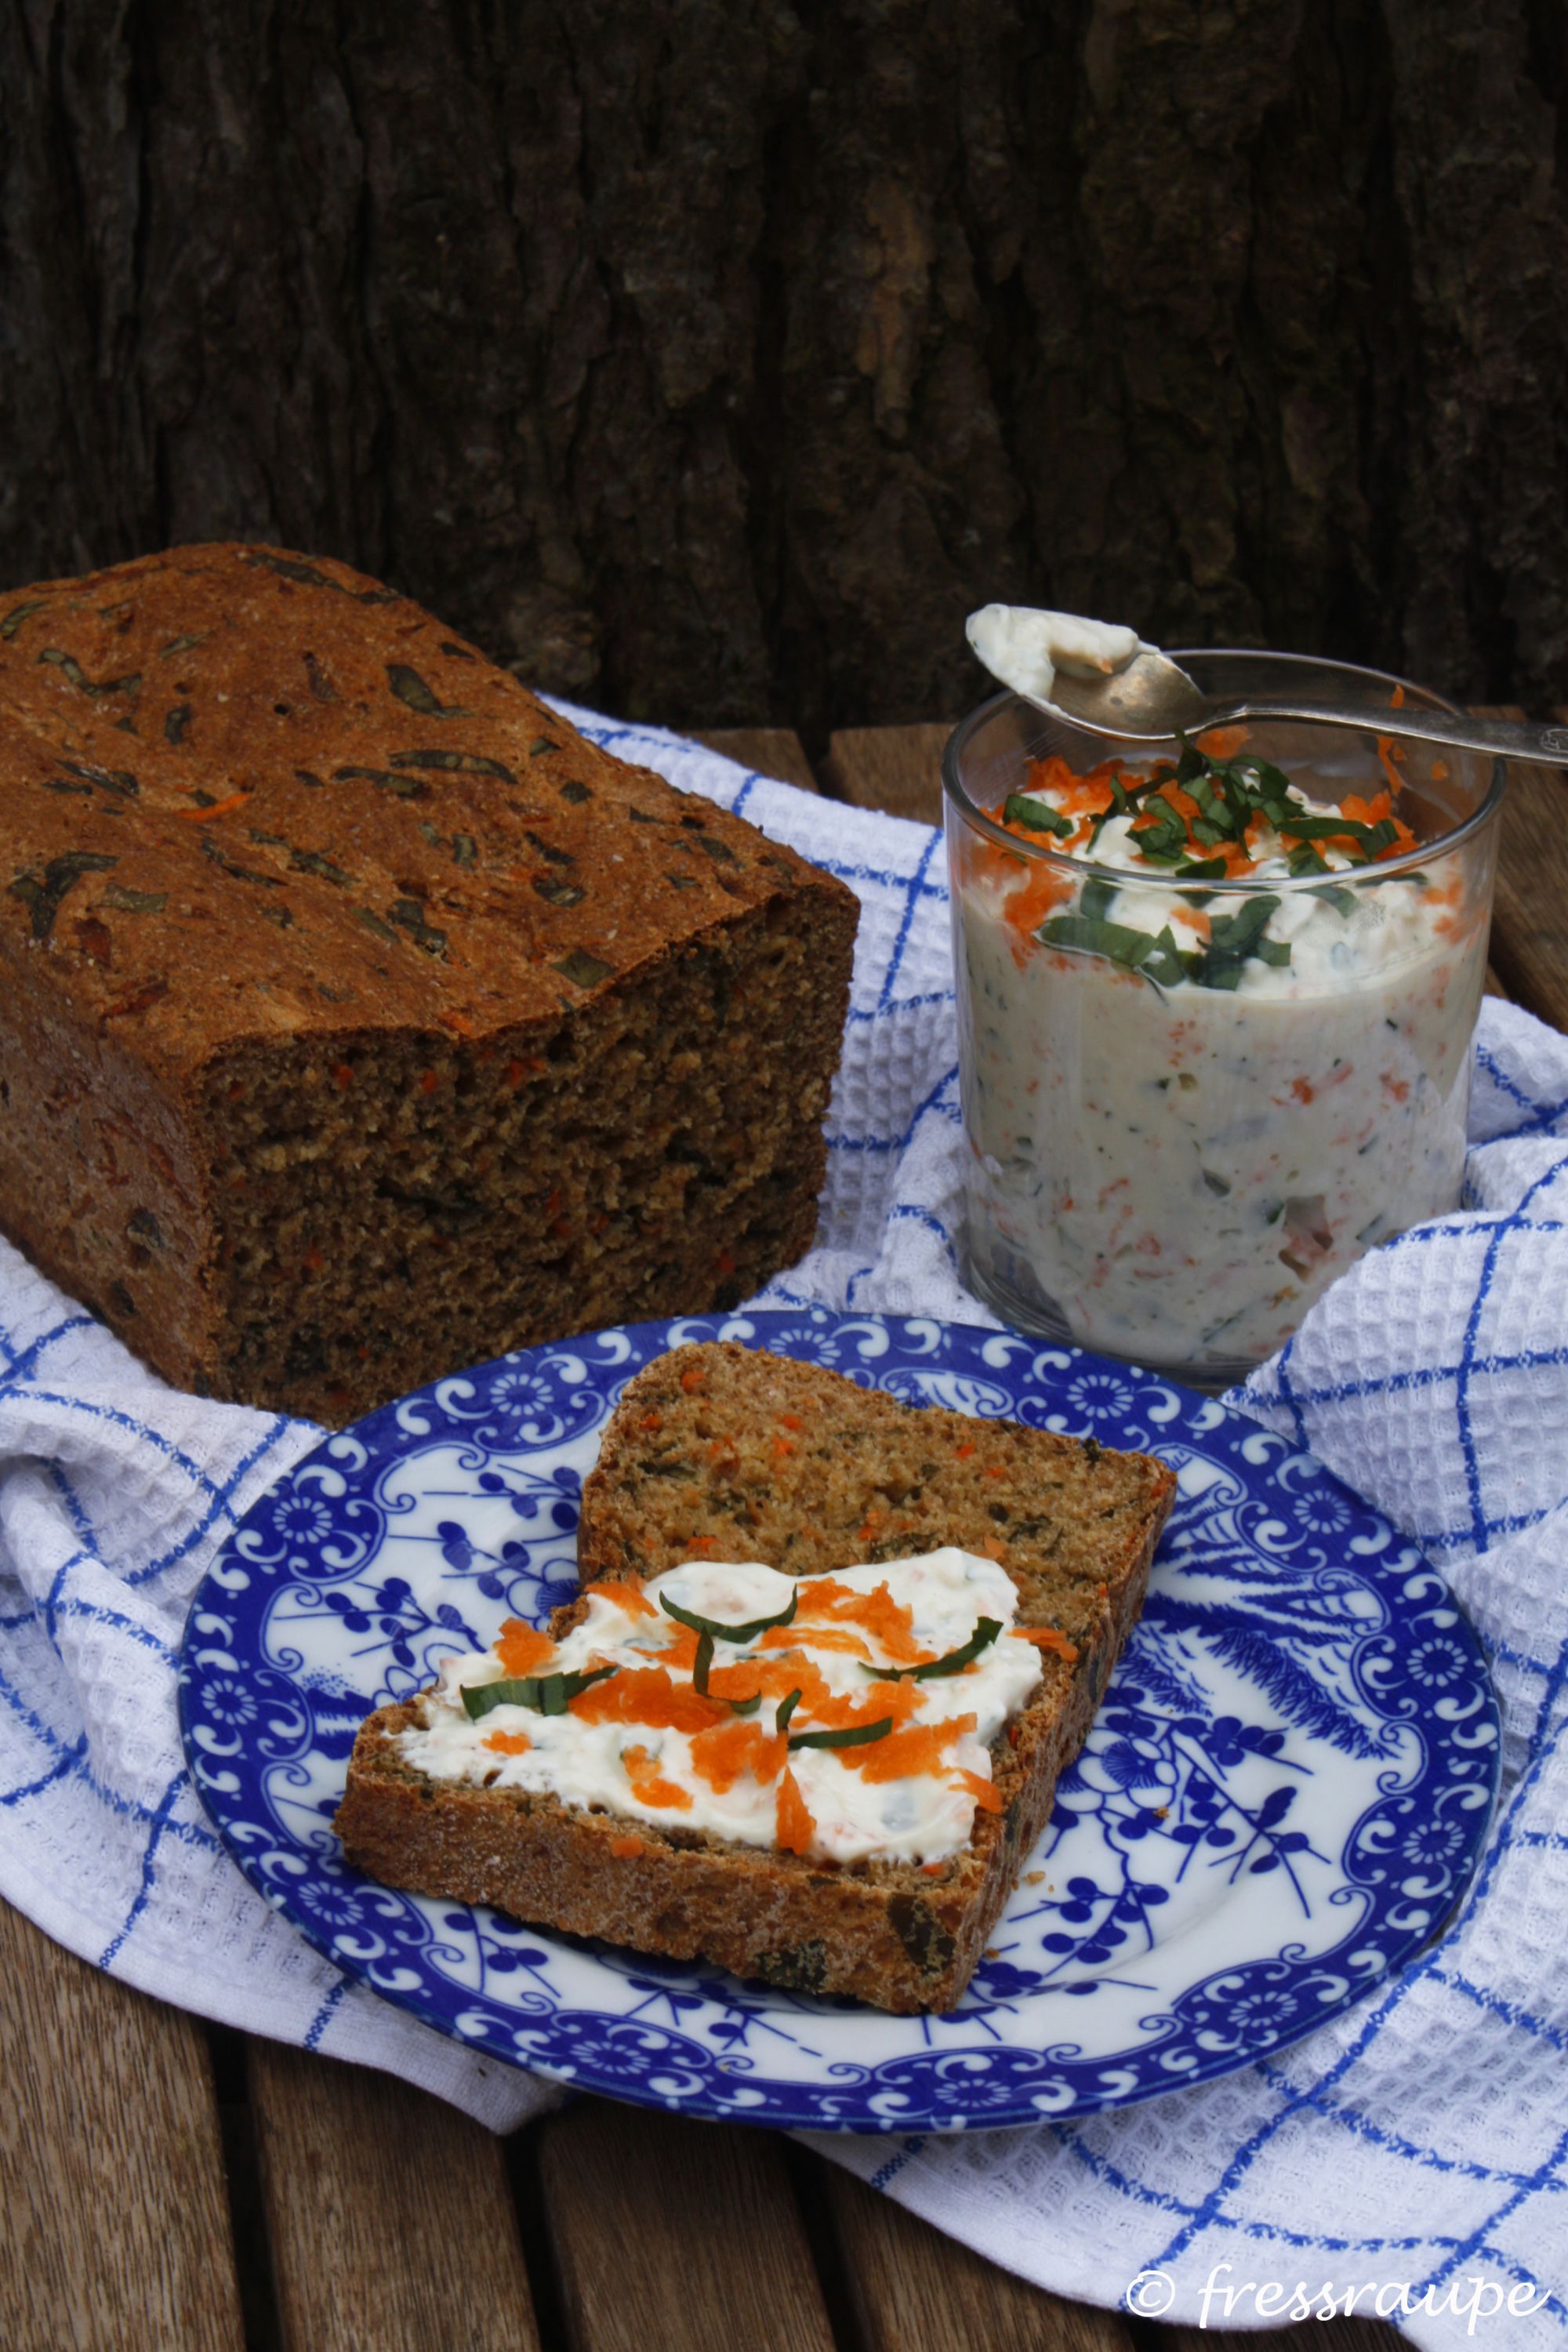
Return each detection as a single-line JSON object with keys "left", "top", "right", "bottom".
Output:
{"left": 335, "top": 1342, "right": 1175, "bottom": 2012}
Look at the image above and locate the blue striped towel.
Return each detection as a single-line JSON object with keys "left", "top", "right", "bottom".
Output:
{"left": 1, "top": 706, "right": 1563, "bottom": 2343}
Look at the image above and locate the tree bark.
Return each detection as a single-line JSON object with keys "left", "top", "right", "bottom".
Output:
{"left": 3, "top": 0, "right": 1566, "bottom": 746}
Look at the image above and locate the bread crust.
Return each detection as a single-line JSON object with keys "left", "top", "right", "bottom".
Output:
{"left": 336, "top": 1349, "right": 1175, "bottom": 2011}
{"left": 0, "top": 548, "right": 858, "bottom": 1419}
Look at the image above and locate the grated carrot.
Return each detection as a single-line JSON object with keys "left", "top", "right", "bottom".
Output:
{"left": 582, "top": 1578, "right": 655, "bottom": 1618}
{"left": 175, "top": 790, "right": 249, "bottom": 822}
{"left": 794, "top": 1576, "right": 927, "bottom": 1664}
{"left": 952, "top": 1768, "right": 1003, "bottom": 1814}
{"left": 496, "top": 1621, "right": 555, "bottom": 1675}
{"left": 775, "top": 1768, "right": 814, "bottom": 1853}
{"left": 569, "top": 1665, "right": 725, "bottom": 1733}
{"left": 485, "top": 1730, "right": 532, "bottom": 1755}
{"left": 622, "top": 1745, "right": 692, "bottom": 1809}
{"left": 1012, "top": 1625, "right": 1080, "bottom": 1663}
{"left": 845, "top": 1716, "right": 976, "bottom": 1783}
{"left": 689, "top": 1718, "right": 786, "bottom": 1793}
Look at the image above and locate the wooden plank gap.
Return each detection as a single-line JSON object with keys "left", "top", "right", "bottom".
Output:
{"left": 205, "top": 2023, "right": 284, "bottom": 2352}
{"left": 776, "top": 2141, "right": 873, "bottom": 2352}
{"left": 503, "top": 2113, "right": 577, "bottom": 2352}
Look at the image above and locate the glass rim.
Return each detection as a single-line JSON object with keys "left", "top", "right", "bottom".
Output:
{"left": 940, "top": 650, "right": 1508, "bottom": 896}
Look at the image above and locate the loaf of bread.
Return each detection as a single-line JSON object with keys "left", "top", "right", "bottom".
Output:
{"left": 0, "top": 548, "right": 858, "bottom": 1421}
{"left": 335, "top": 1344, "right": 1175, "bottom": 2010}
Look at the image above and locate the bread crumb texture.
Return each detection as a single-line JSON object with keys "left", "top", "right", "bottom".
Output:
{"left": 0, "top": 549, "right": 858, "bottom": 1419}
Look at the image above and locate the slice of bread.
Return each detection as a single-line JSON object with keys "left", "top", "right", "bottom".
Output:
{"left": 335, "top": 1341, "right": 1175, "bottom": 2012}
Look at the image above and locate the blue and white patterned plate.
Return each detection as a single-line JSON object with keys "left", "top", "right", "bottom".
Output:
{"left": 178, "top": 1309, "right": 1499, "bottom": 2132}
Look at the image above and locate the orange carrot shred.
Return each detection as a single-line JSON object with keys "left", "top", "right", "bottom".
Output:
{"left": 609, "top": 1834, "right": 643, "bottom": 1860}
{"left": 496, "top": 1621, "right": 555, "bottom": 1676}
{"left": 953, "top": 1768, "right": 1003, "bottom": 1814}
{"left": 485, "top": 1730, "right": 532, "bottom": 1755}
{"left": 776, "top": 1768, "right": 814, "bottom": 1854}
{"left": 622, "top": 1745, "right": 691, "bottom": 1810}
{"left": 175, "top": 790, "right": 250, "bottom": 822}
{"left": 1012, "top": 1626, "right": 1081, "bottom": 1663}
{"left": 582, "top": 1579, "right": 655, "bottom": 1618}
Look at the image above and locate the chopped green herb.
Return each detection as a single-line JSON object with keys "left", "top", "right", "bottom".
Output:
{"left": 865, "top": 1618, "right": 1003, "bottom": 1682}
{"left": 660, "top": 1589, "right": 799, "bottom": 1644}
{"left": 788, "top": 1716, "right": 895, "bottom": 1751}
{"left": 1003, "top": 792, "right": 1073, "bottom": 839}
{"left": 460, "top": 1664, "right": 617, "bottom": 1719}
{"left": 775, "top": 1688, "right": 803, "bottom": 1735}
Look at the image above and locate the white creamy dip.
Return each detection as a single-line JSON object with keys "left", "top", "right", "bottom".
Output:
{"left": 398, "top": 1551, "right": 1045, "bottom": 1867}
{"left": 953, "top": 750, "right": 1488, "bottom": 1370}
{"left": 966, "top": 604, "right": 1144, "bottom": 713}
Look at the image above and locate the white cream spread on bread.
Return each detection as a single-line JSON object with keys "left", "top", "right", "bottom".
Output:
{"left": 396, "top": 1550, "right": 1053, "bottom": 1866}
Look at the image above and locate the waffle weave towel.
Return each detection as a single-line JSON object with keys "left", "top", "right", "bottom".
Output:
{"left": 2, "top": 707, "right": 1563, "bottom": 2343}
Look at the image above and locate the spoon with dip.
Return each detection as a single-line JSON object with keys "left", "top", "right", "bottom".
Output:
{"left": 967, "top": 603, "right": 1568, "bottom": 765}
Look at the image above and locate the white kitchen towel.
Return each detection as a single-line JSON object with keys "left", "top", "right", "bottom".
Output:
{"left": 1, "top": 705, "right": 1563, "bottom": 2344}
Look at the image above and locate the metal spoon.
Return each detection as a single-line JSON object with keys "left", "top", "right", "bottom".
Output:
{"left": 1038, "top": 648, "right": 1568, "bottom": 765}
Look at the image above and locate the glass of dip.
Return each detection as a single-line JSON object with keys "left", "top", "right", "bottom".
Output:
{"left": 944, "top": 650, "right": 1504, "bottom": 1385}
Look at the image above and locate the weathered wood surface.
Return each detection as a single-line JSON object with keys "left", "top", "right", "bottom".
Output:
{"left": 536, "top": 2101, "right": 837, "bottom": 2352}
{"left": 247, "top": 2038, "right": 540, "bottom": 2352}
{"left": 691, "top": 727, "right": 822, "bottom": 795}
{"left": 822, "top": 722, "right": 953, "bottom": 826}
{"left": 821, "top": 2160, "right": 1138, "bottom": 2352}
{"left": 1476, "top": 710, "right": 1568, "bottom": 1033}
{"left": 5, "top": 4, "right": 1568, "bottom": 744}
{"left": 0, "top": 1898, "right": 245, "bottom": 2352}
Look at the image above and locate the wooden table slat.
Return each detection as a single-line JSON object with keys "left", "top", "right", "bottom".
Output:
{"left": 820, "top": 2161, "right": 1136, "bottom": 2352}
{"left": 1472, "top": 705, "right": 1568, "bottom": 1031}
{"left": 0, "top": 1900, "right": 246, "bottom": 2352}
{"left": 690, "top": 726, "right": 821, "bottom": 795}
{"left": 822, "top": 723, "right": 953, "bottom": 824}
{"left": 247, "top": 2038, "right": 540, "bottom": 2352}
{"left": 536, "top": 2103, "right": 837, "bottom": 2352}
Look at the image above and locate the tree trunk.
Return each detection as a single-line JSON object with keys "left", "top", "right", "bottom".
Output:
{"left": 3, "top": 0, "right": 1566, "bottom": 746}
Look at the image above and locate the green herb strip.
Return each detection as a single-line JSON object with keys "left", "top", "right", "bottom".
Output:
{"left": 788, "top": 1717, "right": 895, "bottom": 1751}
{"left": 660, "top": 1589, "right": 799, "bottom": 1644}
{"left": 775, "top": 1688, "right": 803, "bottom": 1735}
{"left": 1003, "top": 791, "right": 1073, "bottom": 839}
{"left": 460, "top": 1664, "right": 618, "bottom": 1720}
{"left": 1036, "top": 913, "right": 1200, "bottom": 990}
{"left": 865, "top": 1618, "right": 1003, "bottom": 1682}
{"left": 693, "top": 1629, "right": 714, "bottom": 1697}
